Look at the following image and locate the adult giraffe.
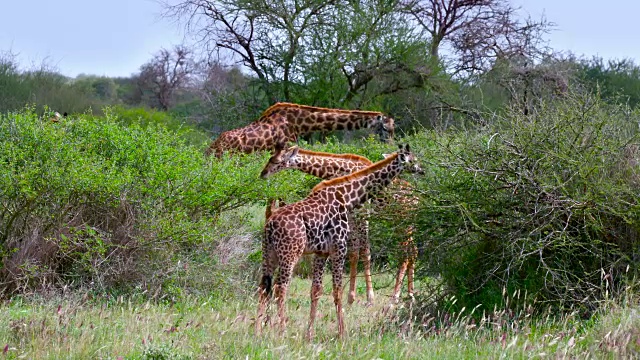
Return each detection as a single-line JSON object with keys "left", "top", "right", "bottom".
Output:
{"left": 260, "top": 144, "right": 422, "bottom": 305}
{"left": 256, "top": 144, "right": 421, "bottom": 339}
{"left": 260, "top": 144, "right": 376, "bottom": 306}
{"left": 204, "top": 102, "right": 394, "bottom": 157}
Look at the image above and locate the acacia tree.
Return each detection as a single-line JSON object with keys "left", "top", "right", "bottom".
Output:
{"left": 327, "top": 0, "right": 431, "bottom": 106}
{"left": 137, "top": 45, "right": 195, "bottom": 110}
{"left": 162, "top": 0, "right": 335, "bottom": 103}
{"left": 161, "top": 0, "right": 431, "bottom": 109}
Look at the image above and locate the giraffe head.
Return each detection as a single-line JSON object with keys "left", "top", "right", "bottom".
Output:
{"left": 373, "top": 115, "right": 395, "bottom": 142}
{"left": 260, "top": 143, "right": 300, "bottom": 179}
{"left": 384, "top": 144, "right": 424, "bottom": 174}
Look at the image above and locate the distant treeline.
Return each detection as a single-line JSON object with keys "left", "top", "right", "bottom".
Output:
{"left": 2, "top": 48, "right": 640, "bottom": 140}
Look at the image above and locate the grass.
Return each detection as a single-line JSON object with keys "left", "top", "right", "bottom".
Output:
{"left": 1, "top": 273, "right": 639, "bottom": 359}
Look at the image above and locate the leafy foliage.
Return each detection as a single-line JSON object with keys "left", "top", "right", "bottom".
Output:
{"left": 0, "top": 108, "right": 306, "bottom": 296}
{"left": 577, "top": 57, "right": 640, "bottom": 107}
{"left": 412, "top": 93, "right": 640, "bottom": 313}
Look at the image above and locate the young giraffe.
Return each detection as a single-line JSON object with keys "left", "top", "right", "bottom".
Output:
{"left": 256, "top": 144, "right": 421, "bottom": 339}
{"left": 260, "top": 144, "right": 376, "bottom": 306}
{"left": 205, "top": 102, "right": 395, "bottom": 157}
{"left": 260, "top": 145, "right": 422, "bottom": 304}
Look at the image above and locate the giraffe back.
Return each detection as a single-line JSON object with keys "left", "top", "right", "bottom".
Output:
{"left": 205, "top": 115, "right": 293, "bottom": 157}
{"left": 260, "top": 146, "right": 373, "bottom": 179}
{"left": 257, "top": 102, "right": 394, "bottom": 141}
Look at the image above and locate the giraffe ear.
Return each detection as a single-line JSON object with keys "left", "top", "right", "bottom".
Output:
{"left": 290, "top": 146, "right": 299, "bottom": 157}
{"left": 398, "top": 144, "right": 403, "bottom": 151}
{"left": 404, "top": 144, "right": 411, "bottom": 152}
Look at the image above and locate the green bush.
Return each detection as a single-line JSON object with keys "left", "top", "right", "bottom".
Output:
{"left": 0, "top": 108, "right": 306, "bottom": 297}
{"left": 107, "top": 106, "right": 209, "bottom": 146}
{"left": 413, "top": 92, "right": 640, "bottom": 314}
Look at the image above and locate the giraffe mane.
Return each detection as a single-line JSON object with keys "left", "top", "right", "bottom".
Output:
{"left": 259, "top": 102, "right": 384, "bottom": 120}
{"left": 296, "top": 148, "right": 373, "bottom": 165}
{"left": 311, "top": 153, "right": 399, "bottom": 192}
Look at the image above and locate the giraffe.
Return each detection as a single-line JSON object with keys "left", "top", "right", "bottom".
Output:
{"left": 256, "top": 144, "right": 421, "bottom": 339}
{"left": 257, "top": 102, "right": 395, "bottom": 142}
{"left": 204, "top": 114, "right": 292, "bottom": 158}
{"left": 260, "top": 144, "right": 376, "bottom": 306}
{"left": 205, "top": 102, "right": 395, "bottom": 157}
{"left": 260, "top": 145, "right": 423, "bottom": 304}
{"left": 378, "top": 178, "right": 421, "bottom": 301}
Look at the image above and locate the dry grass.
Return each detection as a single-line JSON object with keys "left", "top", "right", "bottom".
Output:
{"left": 1, "top": 274, "right": 639, "bottom": 359}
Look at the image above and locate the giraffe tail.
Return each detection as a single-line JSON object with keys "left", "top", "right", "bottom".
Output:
{"left": 260, "top": 275, "right": 273, "bottom": 297}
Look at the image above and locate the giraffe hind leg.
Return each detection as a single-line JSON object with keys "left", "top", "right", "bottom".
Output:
{"left": 307, "top": 256, "right": 327, "bottom": 340}
{"left": 274, "top": 262, "right": 295, "bottom": 333}
{"left": 330, "top": 250, "right": 347, "bottom": 338}
{"left": 256, "top": 243, "right": 276, "bottom": 335}
{"left": 256, "top": 273, "right": 272, "bottom": 335}
{"left": 348, "top": 245, "right": 359, "bottom": 305}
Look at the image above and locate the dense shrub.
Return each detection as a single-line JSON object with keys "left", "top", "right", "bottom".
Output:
{"left": 0, "top": 108, "right": 306, "bottom": 297}
{"left": 412, "top": 92, "right": 640, "bottom": 313}
{"left": 107, "top": 106, "right": 209, "bottom": 146}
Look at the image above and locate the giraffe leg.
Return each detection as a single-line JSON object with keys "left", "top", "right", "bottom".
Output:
{"left": 407, "top": 239, "right": 417, "bottom": 299}
{"left": 256, "top": 260, "right": 274, "bottom": 335}
{"left": 307, "top": 256, "right": 327, "bottom": 340}
{"left": 347, "top": 214, "right": 359, "bottom": 305}
{"left": 330, "top": 250, "right": 347, "bottom": 338}
{"left": 393, "top": 256, "right": 408, "bottom": 302}
{"left": 407, "top": 258, "right": 415, "bottom": 299}
{"left": 274, "top": 262, "right": 295, "bottom": 333}
{"left": 347, "top": 244, "right": 359, "bottom": 305}
{"left": 361, "top": 220, "right": 374, "bottom": 306}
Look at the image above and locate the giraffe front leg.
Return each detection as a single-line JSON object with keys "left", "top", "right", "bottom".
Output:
{"left": 361, "top": 237, "right": 374, "bottom": 306}
{"left": 307, "top": 256, "right": 327, "bottom": 340}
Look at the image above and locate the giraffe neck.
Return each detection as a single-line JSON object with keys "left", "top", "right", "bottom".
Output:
{"left": 260, "top": 103, "right": 382, "bottom": 136}
{"left": 313, "top": 153, "right": 403, "bottom": 211}
{"left": 293, "top": 150, "right": 372, "bottom": 179}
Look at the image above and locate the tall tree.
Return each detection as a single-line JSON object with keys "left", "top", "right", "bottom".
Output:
{"left": 161, "top": 0, "right": 431, "bottom": 108}
{"left": 162, "top": 0, "right": 335, "bottom": 103}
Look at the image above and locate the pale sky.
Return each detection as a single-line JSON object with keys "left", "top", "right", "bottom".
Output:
{"left": 0, "top": 0, "right": 184, "bottom": 77}
{"left": 1, "top": 0, "right": 638, "bottom": 78}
